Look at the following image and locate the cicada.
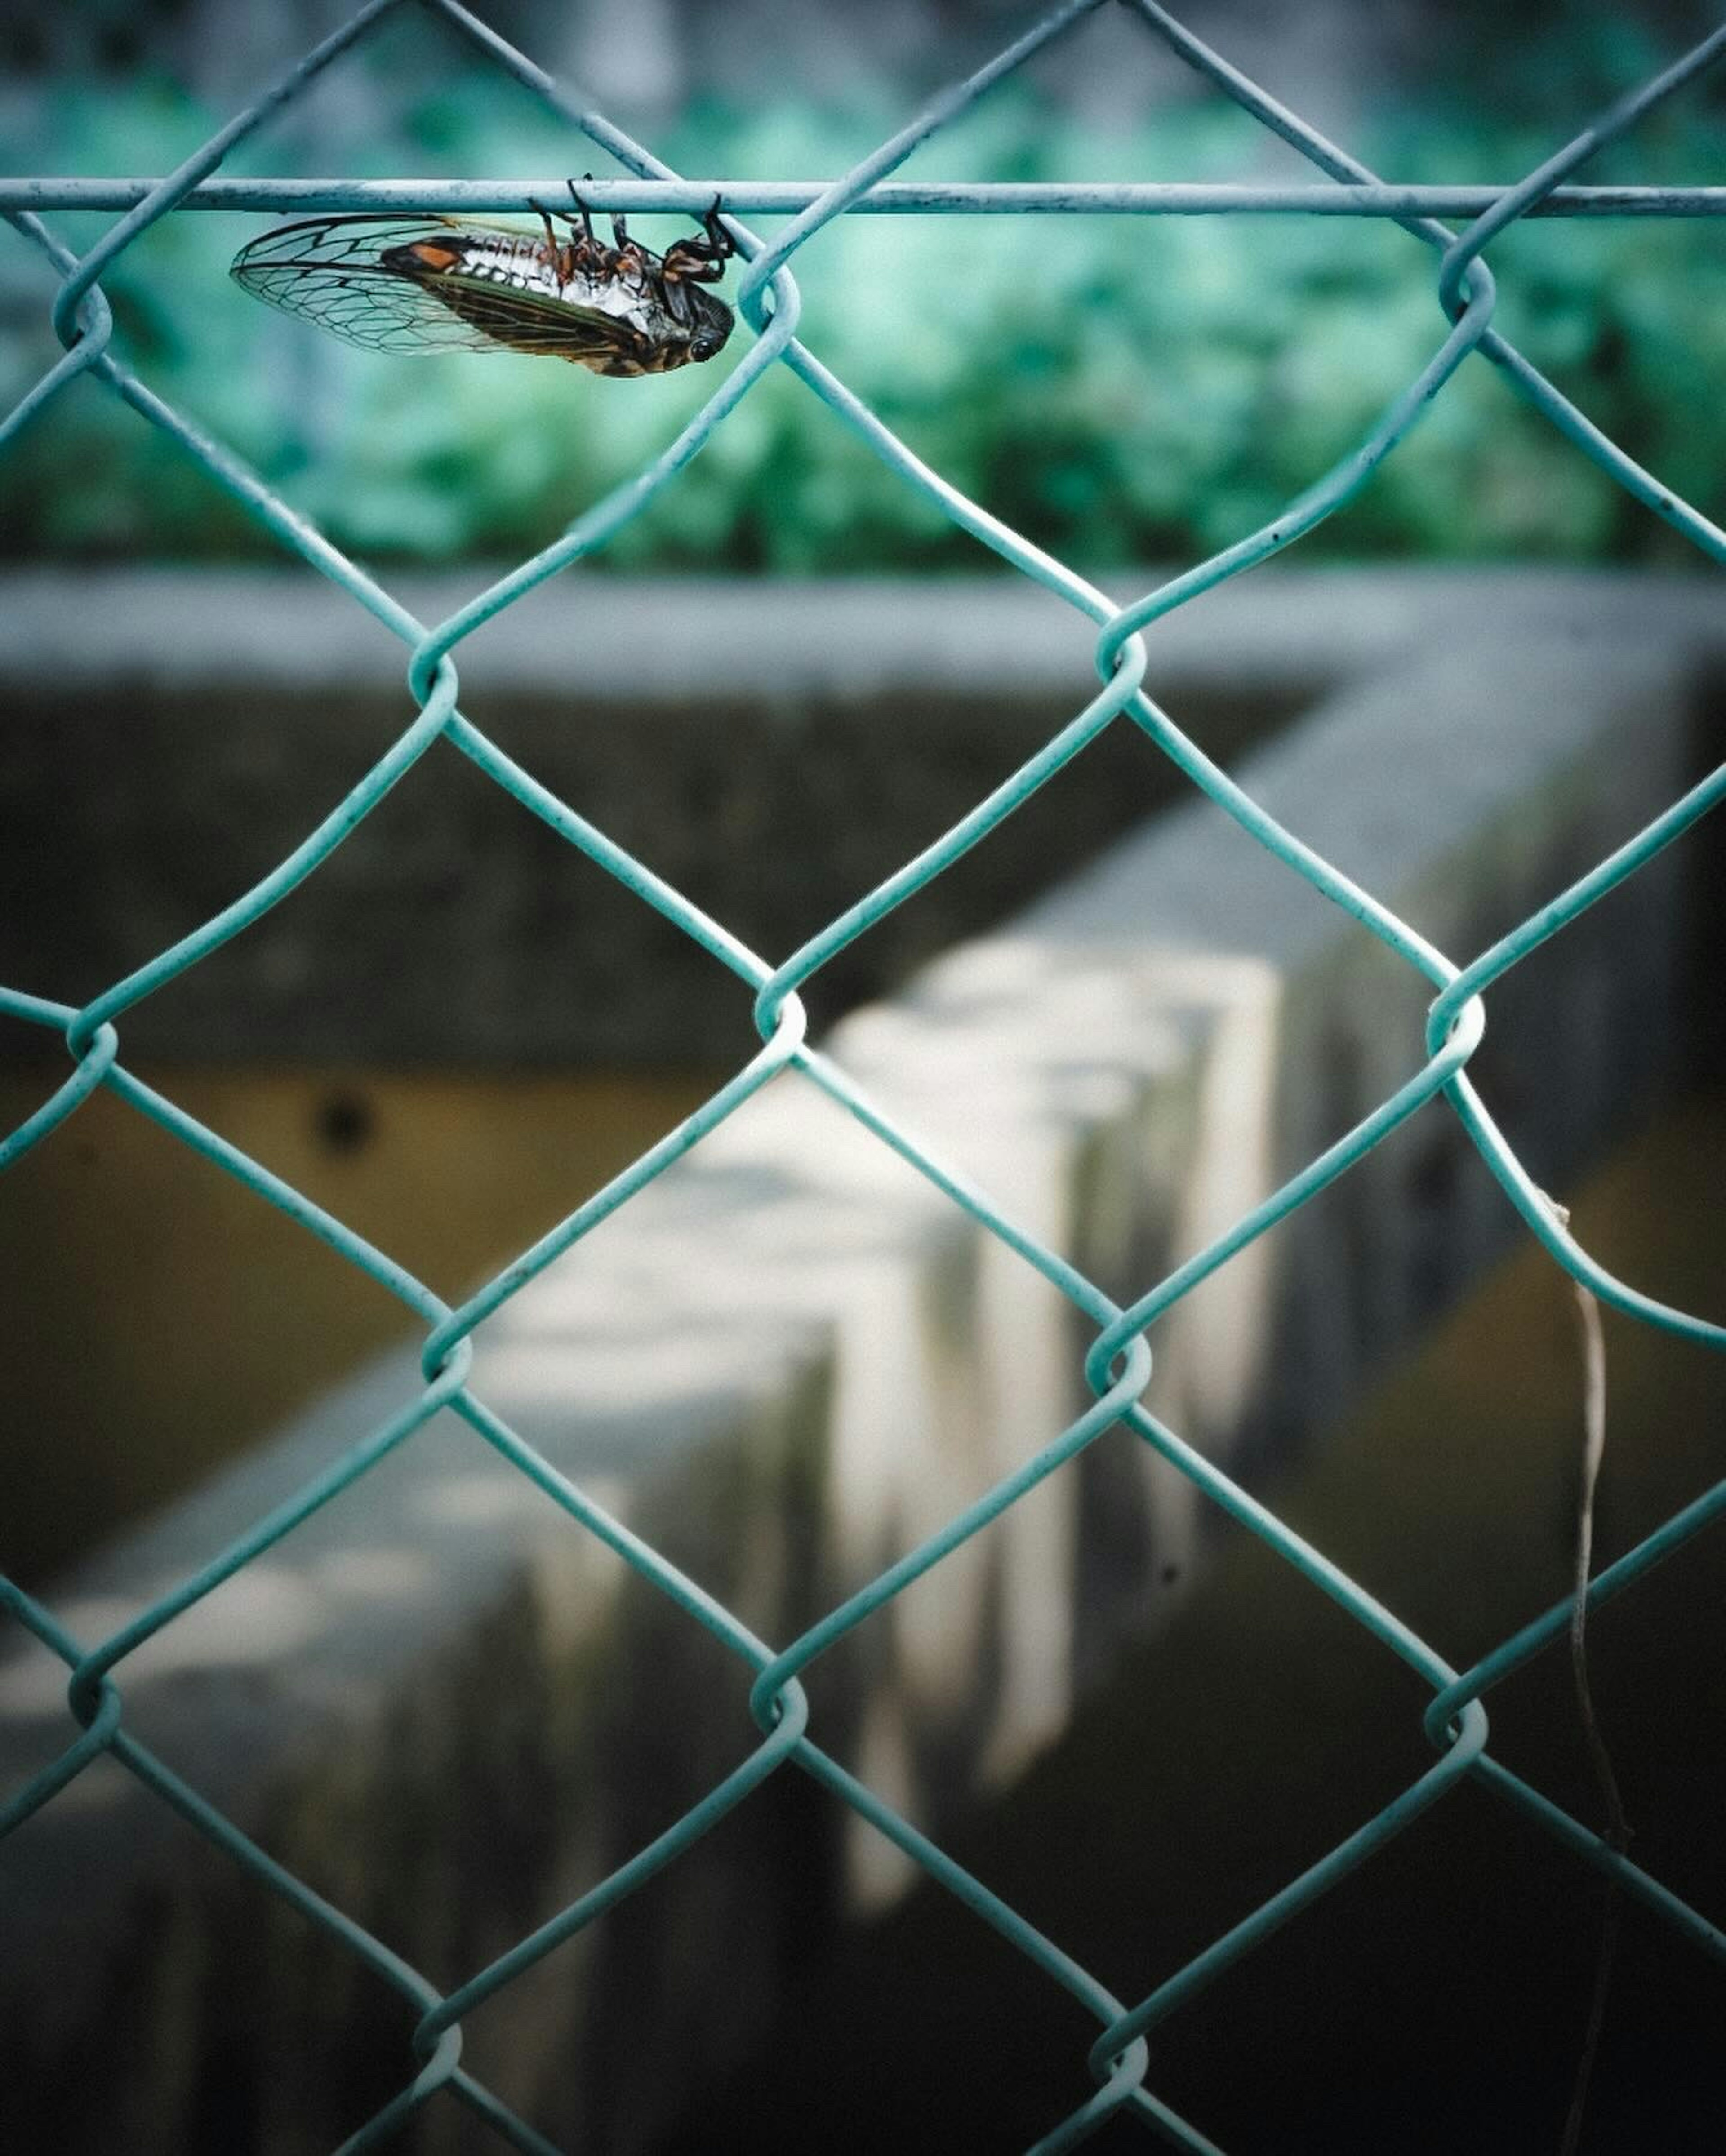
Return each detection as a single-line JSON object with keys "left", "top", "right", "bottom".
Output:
{"left": 230, "top": 185, "right": 735, "bottom": 377}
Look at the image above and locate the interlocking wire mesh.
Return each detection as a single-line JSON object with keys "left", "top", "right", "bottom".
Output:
{"left": 4, "top": 1, "right": 1725, "bottom": 2149}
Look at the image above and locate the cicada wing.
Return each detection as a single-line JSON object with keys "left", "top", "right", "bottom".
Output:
{"left": 230, "top": 215, "right": 642, "bottom": 365}
{"left": 231, "top": 217, "right": 511, "bottom": 353}
{"left": 386, "top": 274, "right": 648, "bottom": 366}
{"left": 232, "top": 218, "right": 508, "bottom": 353}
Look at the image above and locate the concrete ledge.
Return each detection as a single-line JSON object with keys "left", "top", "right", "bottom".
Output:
{"left": 0, "top": 563, "right": 1477, "bottom": 700}
{"left": 5, "top": 566, "right": 1718, "bottom": 1062}
{"left": 1, "top": 575, "right": 1721, "bottom": 2151}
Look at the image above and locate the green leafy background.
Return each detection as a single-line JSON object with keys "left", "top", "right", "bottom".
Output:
{"left": 6, "top": 31, "right": 1725, "bottom": 572}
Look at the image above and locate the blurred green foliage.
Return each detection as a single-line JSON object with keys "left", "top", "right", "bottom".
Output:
{"left": 4, "top": 64, "right": 1726, "bottom": 571}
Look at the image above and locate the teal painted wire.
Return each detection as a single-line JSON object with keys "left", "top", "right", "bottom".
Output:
{"left": 561, "top": 0, "right": 1517, "bottom": 1074}
{"left": 1, "top": 998, "right": 449, "bottom": 1327}
{"left": 445, "top": 2076, "right": 568, "bottom": 2156}
{"left": 17, "top": 29, "right": 1724, "bottom": 2156}
{"left": 796, "top": 1047, "right": 1123, "bottom": 1326}
{"left": 0, "top": 1009, "right": 479, "bottom": 1785}
{"left": 1432, "top": 22, "right": 1726, "bottom": 320}
{"left": 110, "top": 1720, "right": 445, "bottom": 2020}
{"left": 18, "top": 178, "right": 1726, "bottom": 217}
{"left": 1090, "top": 1707, "right": 1490, "bottom": 2072}
{"left": 334, "top": 17, "right": 1215, "bottom": 2130}
{"left": 0, "top": 1583, "right": 122, "bottom": 1835}
{"left": 753, "top": 640, "right": 1148, "bottom": 1036}
{"left": 10, "top": 0, "right": 1129, "bottom": 1699}
{"left": 1426, "top": 1474, "right": 1726, "bottom": 1749}
{"left": 3, "top": 114, "right": 1706, "bottom": 2156}
{"left": 747, "top": 1344, "right": 1154, "bottom": 1729}
{"left": 440, "top": 1383, "right": 1229, "bottom": 2149}
{"left": 1428, "top": 766, "right": 1726, "bottom": 1042}
{"left": 0, "top": 992, "right": 116, "bottom": 1170}
{"left": 445, "top": 713, "right": 775, "bottom": 984}
{"left": 452, "top": 1391, "right": 805, "bottom": 1678}
{"left": 419, "top": 1002, "right": 805, "bottom": 1373}
{"left": 1443, "top": 1073, "right": 1726, "bottom": 1347}
{"left": 1087, "top": 4, "right": 1722, "bottom": 1044}
{"left": 9, "top": 215, "right": 800, "bottom": 1005}
{"left": 47, "top": 0, "right": 404, "bottom": 349}
{"left": 409, "top": 0, "right": 1110, "bottom": 712}
{"left": 1470, "top": 1755, "right": 1726, "bottom": 1960}
{"left": 1121, "top": 1401, "right": 1459, "bottom": 1693}
{"left": 106, "top": 1062, "right": 450, "bottom": 1322}
{"left": 4, "top": 0, "right": 1726, "bottom": 2149}
{"left": 418, "top": 1707, "right": 809, "bottom": 2036}
{"left": 1419, "top": 769, "right": 1726, "bottom": 1348}
{"left": 6, "top": 204, "right": 813, "bottom": 1346}
{"left": 788, "top": 1731, "right": 1215, "bottom": 2152}
{"left": 0, "top": 1677, "right": 121, "bottom": 1836}
{"left": 395, "top": 273, "right": 805, "bottom": 692}
{"left": 5, "top": 77, "right": 834, "bottom": 2149}
{"left": 404, "top": 36, "right": 1292, "bottom": 2136}
{"left": 396, "top": 0, "right": 1163, "bottom": 1569}
{"left": 1029, "top": 2053, "right": 1168, "bottom": 2156}
{"left": 424, "top": 3, "right": 1137, "bottom": 616}
{"left": 731, "top": 0, "right": 1107, "bottom": 315}
{"left": 1096, "top": 1383, "right": 1726, "bottom": 2052}
{"left": 66, "top": 1351, "right": 471, "bottom": 1721}
{"left": 1084, "top": 11, "right": 1726, "bottom": 2096}
{"left": 331, "top": 2029, "right": 465, "bottom": 2156}
{"left": 0, "top": 210, "right": 111, "bottom": 453}
{"left": 0, "top": 1587, "right": 542, "bottom": 2153}
{"left": 1098, "top": 267, "right": 1498, "bottom": 667}
{"left": 1123, "top": 0, "right": 1726, "bottom": 565}
{"left": 0, "top": 293, "right": 107, "bottom": 450}
{"left": 25, "top": 204, "right": 771, "bottom": 980}
{"left": 1097, "top": 0, "right": 1726, "bottom": 1420}
{"left": 64, "top": 658, "right": 461, "bottom": 1057}
{"left": 1086, "top": 996, "right": 1486, "bottom": 1388}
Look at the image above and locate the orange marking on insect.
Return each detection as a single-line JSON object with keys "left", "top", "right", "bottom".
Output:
{"left": 401, "top": 241, "right": 464, "bottom": 273}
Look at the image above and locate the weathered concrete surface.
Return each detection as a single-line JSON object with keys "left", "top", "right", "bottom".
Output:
{"left": 10, "top": 565, "right": 1708, "bottom": 1065}
{"left": 0, "top": 565, "right": 1322, "bottom": 1065}
{"left": 0, "top": 574, "right": 1721, "bottom": 2152}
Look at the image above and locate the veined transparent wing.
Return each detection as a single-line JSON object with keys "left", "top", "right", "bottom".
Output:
{"left": 230, "top": 216, "right": 629, "bottom": 361}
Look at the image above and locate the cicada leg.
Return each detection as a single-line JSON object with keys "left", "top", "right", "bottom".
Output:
{"left": 565, "top": 176, "right": 598, "bottom": 247}
{"left": 565, "top": 177, "right": 620, "bottom": 279}
{"left": 602, "top": 211, "right": 634, "bottom": 280}
{"left": 663, "top": 196, "right": 735, "bottom": 285}
{"left": 529, "top": 198, "right": 571, "bottom": 283}
{"left": 702, "top": 196, "right": 736, "bottom": 261}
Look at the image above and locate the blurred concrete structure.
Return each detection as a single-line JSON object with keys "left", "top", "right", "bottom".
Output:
{"left": 2, "top": 571, "right": 1719, "bottom": 2152}
{"left": 8, "top": 565, "right": 1705, "bottom": 1067}
{"left": 0, "top": 565, "right": 1318, "bottom": 1065}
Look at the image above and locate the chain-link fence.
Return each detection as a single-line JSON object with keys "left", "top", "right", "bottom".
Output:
{"left": 4, "top": 1, "right": 1724, "bottom": 2150}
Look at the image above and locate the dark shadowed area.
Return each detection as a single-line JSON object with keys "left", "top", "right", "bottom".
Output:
{"left": 674, "top": 1093, "right": 1726, "bottom": 2156}
{"left": 4, "top": 1, "right": 1724, "bottom": 2151}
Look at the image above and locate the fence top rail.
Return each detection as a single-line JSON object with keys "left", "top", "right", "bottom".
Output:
{"left": 8, "top": 178, "right": 1726, "bottom": 218}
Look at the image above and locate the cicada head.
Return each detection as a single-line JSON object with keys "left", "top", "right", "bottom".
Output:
{"left": 685, "top": 288, "right": 735, "bottom": 364}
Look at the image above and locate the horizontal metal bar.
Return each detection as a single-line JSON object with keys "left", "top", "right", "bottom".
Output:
{"left": 5, "top": 177, "right": 1726, "bottom": 218}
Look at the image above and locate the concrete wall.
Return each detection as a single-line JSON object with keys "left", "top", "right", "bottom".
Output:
{"left": 3, "top": 565, "right": 1395, "bottom": 1065}
{"left": 1, "top": 572, "right": 1721, "bottom": 2152}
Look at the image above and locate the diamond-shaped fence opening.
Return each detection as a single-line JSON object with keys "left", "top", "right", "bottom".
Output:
{"left": 3, "top": 0, "right": 1724, "bottom": 2150}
